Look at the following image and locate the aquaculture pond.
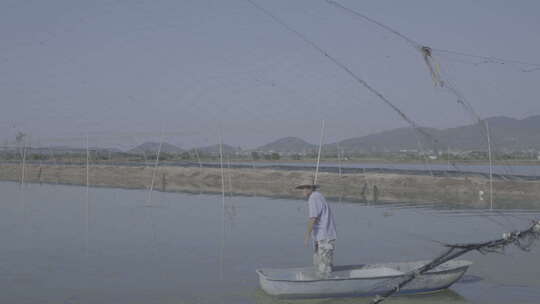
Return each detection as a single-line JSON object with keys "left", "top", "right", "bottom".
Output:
{"left": 1, "top": 181, "right": 539, "bottom": 304}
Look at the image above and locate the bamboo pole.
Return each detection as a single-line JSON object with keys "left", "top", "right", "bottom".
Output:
{"left": 314, "top": 120, "right": 325, "bottom": 185}
{"left": 147, "top": 132, "right": 163, "bottom": 205}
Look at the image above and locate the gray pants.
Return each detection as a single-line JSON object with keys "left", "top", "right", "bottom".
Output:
{"left": 313, "top": 239, "right": 335, "bottom": 274}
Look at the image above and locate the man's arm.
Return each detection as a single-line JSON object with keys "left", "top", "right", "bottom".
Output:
{"left": 304, "top": 217, "right": 318, "bottom": 247}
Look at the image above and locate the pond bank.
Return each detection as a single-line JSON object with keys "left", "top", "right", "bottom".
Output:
{"left": 1, "top": 163, "right": 539, "bottom": 205}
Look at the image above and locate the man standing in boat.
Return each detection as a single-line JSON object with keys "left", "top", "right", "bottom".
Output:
{"left": 297, "top": 179, "right": 337, "bottom": 275}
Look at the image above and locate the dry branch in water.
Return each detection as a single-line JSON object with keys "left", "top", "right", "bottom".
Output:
{"left": 371, "top": 220, "right": 540, "bottom": 304}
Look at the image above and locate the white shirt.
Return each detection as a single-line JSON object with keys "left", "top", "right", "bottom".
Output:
{"left": 308, "top": 191, "right": 337, "bottom": 241}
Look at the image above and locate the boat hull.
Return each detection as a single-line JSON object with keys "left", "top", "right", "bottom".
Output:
{"left": 257, "top": 260, "right": 471, "bottom": 298}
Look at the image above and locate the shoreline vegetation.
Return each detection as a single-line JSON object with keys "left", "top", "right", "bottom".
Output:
{"left": 1, "top": 163, "right": 539, "bottom": 206}
{"left": 2, "top": 152, "right": 540, "bottom": 166}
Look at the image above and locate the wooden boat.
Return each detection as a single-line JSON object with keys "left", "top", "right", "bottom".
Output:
{"left": 256, "top": 260, "right": 471, "bottom": 298}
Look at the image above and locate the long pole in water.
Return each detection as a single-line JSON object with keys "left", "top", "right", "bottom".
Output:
{"left": 485, "top": 120, "right": 494, "bottom": 209}
{"left": 194, "top": 147, "right": 203, "bottom": 171}
{"left": 314, "top": 120, "right": 325, "bottom": 185}
{"left": 227, "top": 156, "right": 233, "bottom": 197}
{"left": 86, "top": 135, "right": 90, "bottom": 189}
{"left": 447, "top": 146, "right": 450, "bottom": 173}
{"left": 219, "top": 131, "right": 226, "bottom": 280}
{"left": 47, "top": 145, "right": 60, "bottom": 184}
{"left": 147, "top": 131, "right": 164, "bottom": 205}
{"left": 85, "top": 134, "right": 89, "bottom": 256}
{"left": 337, "top": 142, "right": 342, "bottom": 178}
{"left": 250, "top": 150, "right": 256, "bottom": 169}
{"left": 20, "top": 140, "right": 26, "bottom": 186}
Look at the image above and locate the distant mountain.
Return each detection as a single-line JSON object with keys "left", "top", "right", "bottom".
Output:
{"left": 256, "top": 137, "right": 317, "bottom": 154}
{"left": 129, "top": 142, "right": 183, "bottom": 154}
{"left": 330, "top": 115, "right": 540, "bottom": 152}
{"left": 8, "top": 115, "right": 537, "bottom": 157}
{"left": 331, "top": 127, "right": 440, "bottom": 153}
{"left": 196, "top": 144, "right": 239, "bottom": 155}
{"left": 35, "top": 146, "right": 87, "bottom": 154}
{"left": 428, "top": 115, "right": 540, "bottom": 151}
{"left": 521, "top": 114, "right": 540, "bottom": 128}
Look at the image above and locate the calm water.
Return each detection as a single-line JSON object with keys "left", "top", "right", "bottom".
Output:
{"left": 13, "top": 160, "right": 540, "bottom": 177}
{"left": 1, "top": 181, "right": 540, "bottom": 304}
{"left": 219, "top": 161, "right": 540, "bottom": 177}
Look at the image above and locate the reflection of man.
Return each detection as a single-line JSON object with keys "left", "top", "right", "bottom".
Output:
{"left": 296, "top": 180, "right": 337, "bottom": 275}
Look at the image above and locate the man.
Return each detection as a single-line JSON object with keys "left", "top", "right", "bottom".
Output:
{"left": 296, "top": 180, "right": 337, "bottom": 275}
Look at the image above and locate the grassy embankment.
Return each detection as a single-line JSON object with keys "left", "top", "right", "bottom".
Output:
{"left": 1, "top": 163, "right": 539, "bottom": 206}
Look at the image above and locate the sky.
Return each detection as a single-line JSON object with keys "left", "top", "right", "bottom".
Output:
{"left": 1, "top": 0, "right": 539, "bottom": 150}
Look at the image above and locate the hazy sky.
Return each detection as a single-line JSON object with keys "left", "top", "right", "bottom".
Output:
{"left": 1, "top": 0, "right": 539, "bottom": 149}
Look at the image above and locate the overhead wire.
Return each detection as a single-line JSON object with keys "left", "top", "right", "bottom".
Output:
{"left": 326, "top": 0, "right": 540, "bottom": 72}
{"left": 244, "top": 0, "right": 437, "bottom": 175}
{"left": 323, "top": 0, "right": 540, "bottom": 206}
{"left": 319, "top": 1, "right": 539, "bottom": 301}
{"left": 243, "top": 1, "right": 539, "bottom": 272}
{"left": 431, "top": 48, "right": 540, "bottom": 71}
{"left": 325, "top": 0, "right": 422, "bottom": 50}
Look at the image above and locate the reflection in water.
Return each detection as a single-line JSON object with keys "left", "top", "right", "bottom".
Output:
{"left": 458, "top": 275, "right": 483, "bottom": 284}
{"left": 253, "top": 288, "right": 468, "bottom": 304}
{"left": 225, "top": 203, "right": 238, "bottom": 227}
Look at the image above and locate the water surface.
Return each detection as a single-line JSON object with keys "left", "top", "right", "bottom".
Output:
{"left": 1, "top": 181, "right": 539, "bottom": 304}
